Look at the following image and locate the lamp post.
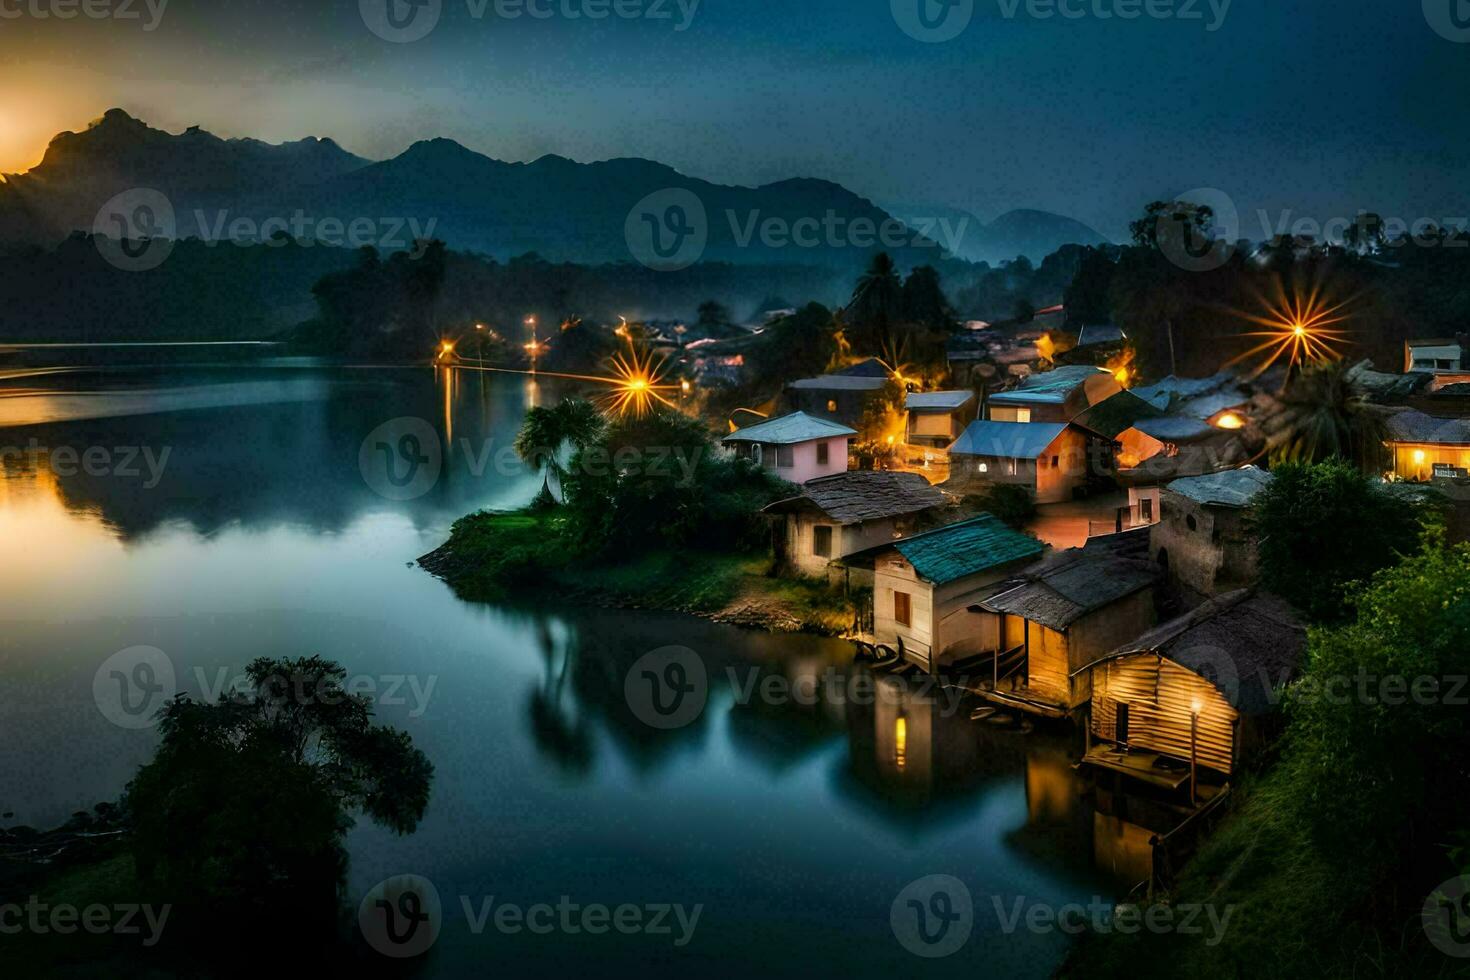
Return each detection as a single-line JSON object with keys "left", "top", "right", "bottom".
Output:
{"left": 1189, "top": 701, "right": 1201, "bottom": 805}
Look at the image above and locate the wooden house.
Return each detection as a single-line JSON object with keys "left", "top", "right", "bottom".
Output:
{"left": 843, "top": 515, "right": 1047, "bottom": 668}
{"left": 762, "top": 471, "right": 947, "bottom": 579}
{"left": 1384, "top": 409, "right": 1470, "bottom": 481}
{"left": 968, "top": 529, "right": 1160, "bottom": 718}
{"left": 986, "top": 365, "right": 1122, "bottom": 424}
{"left": 783, "top": 374, "right": 890, "bottom": 435}
{"left": 722, "top": 411, "right": 855, "bottom": 484}
{"left": 904, "top": 391, "right": 978, "bottom": 451}
{"left": 1075, "top": 590, "right": 1305, "bottom": 790}
{"left": 947, "top": 420, "right": 1114, "bottom": 503}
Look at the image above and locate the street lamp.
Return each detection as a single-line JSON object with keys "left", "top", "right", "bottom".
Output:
{"left": 1189, "top": 700, "right": 1202, "bottom": 805}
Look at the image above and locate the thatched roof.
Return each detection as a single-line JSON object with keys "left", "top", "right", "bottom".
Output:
{"left": 763, "top": 472, "right": 947, "bottom": 524}
{"left": 1101, "top": 590, "right": 1306, "bottom": 715}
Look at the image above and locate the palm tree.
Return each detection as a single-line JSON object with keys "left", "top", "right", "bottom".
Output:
{"left": 1262, "top": 360, "right": 1389, "bottom": 474}
{"left": 847, "top": 253, "right": 904, "bottom": 353}
{"left": 515, "top": 398, "right": 605, "bottom": 507}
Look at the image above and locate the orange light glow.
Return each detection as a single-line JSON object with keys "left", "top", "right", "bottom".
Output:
{"left": 1214, "top": 412, "right": 1245, "bottom": 430}
{"left": 603, "top": 341, "right": 679, "bottom": 418}
{"left": 1228, "top": 283, "right": 1352, "bottom": 380}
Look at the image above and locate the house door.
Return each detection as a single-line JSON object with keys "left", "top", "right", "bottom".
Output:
{"left": 1115, "top": 702, "right": 1130, "bottom": 746}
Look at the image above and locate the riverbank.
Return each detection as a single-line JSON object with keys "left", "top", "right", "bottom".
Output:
{"left": 418, "top": 510, "right": 860, "bottom": 635}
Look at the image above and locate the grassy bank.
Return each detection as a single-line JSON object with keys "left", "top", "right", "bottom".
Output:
{"left": 419, "top": 510, "right": 859, "bottom": 635}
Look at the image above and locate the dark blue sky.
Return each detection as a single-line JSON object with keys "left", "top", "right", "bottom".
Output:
{"left": 4, "top": 0, "right": 1466, "bottom": 239}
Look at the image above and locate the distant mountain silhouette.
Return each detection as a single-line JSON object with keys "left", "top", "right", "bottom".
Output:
{"left": 3, "top": 110, "right": 954, "bottom": 269}
{"left": 886, "top": 202, "right": 1110, "bottom": 266}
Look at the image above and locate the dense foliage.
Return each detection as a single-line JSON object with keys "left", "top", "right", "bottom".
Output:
{"left": 123, "top": 657, "right": 432, "bottom": 937}
{"left": 1249, "top": 460, "right": 1429, "bottom": 622}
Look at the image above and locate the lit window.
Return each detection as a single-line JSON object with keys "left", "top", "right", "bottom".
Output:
{"left": 977, "top": 462, "right": 989, "bottom": 473}
{"left": 827, "top": 399, "right": 838, "bottom": 413}
{"left": 1017, "top": 409, "right": 1032, "bottom": 423}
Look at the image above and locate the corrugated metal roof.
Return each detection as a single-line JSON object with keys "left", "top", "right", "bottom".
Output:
{"left": 1132, "top": 416, "right": 1217, "bottom": 442}
{"left": 1165, "top": 465, "right": 1273, "bottom": 508}
{"left": 1132, "top": 372, "right": 1237, "bottom": 412}
{"left": 889, "top": 515, "right": 1046, "bottom": 586}
{"left": 991, "top": 365, "right": 1112, "bottom": 404}
{"left": 722, "top": 411, "right": 857, "bottom": 445}
{"left": 764, "top": 471, "right": 946, "bottom": 524}
{"left": 906, "top": 390, "right": 976, "bottom": 412}
{"left": 949, "top": 421, "right": 1068, "bottom": 459}
{"left": 1075, "top": 391, "right": 1163, "bottom": 438}
{"left": 1386, "top": 409, "right": 1470, "bottom": 445}
{"left": 787, "top": 375, "right": 889, "bottom": 391}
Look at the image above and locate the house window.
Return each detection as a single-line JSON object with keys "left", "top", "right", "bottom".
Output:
{"left": 813, "top": 525, "right": 833, "bottom": 558}
{"left": 1051, "top": 455, "right": 1059, "bottom": 469}
{"left": 776, "top": 445, "right": 795, "bottom": 468}
{"left": 1017, "top": 408, "right": 1032, "bottom": 423}
{"left": 977, "top": 461, "right": 989, "bottom": 474}
{"left": 894, "top": 591, "right": 912, "bottom": 628}
{"left": 817, "top": 441, "right": 830, "bottom": 465}
{"left": 1141, "top": 497, "right": 1154, "bottom": 522}
{"left": 827, "top": 399, "right": 838, "bottom": 413}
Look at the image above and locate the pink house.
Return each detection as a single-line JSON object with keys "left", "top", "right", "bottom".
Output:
{"left": 723, "top": 411, "right": 855, "bottom": 484}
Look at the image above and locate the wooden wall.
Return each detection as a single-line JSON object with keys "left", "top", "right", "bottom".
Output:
{"left": 1090, "top": 654, "right": 1239, "bottom": 774}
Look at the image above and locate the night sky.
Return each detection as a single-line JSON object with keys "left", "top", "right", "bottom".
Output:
{"left": 2, "top": 0, "right": 1466, "bottom": 239}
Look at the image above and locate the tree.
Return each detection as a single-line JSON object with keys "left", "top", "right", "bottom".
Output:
{"left": 900, "top": 265, "right": 955, "bottom": 332}
{"left": 1249, "top": 459, "right": 1428, "bottom": 622}
{"left": 746, "top": 303, "right": 840, "bottom": 384}
{"left": 846, "top": 252, "right": 904, "bottom": 353}
{"left": 515, "top": 398, "right": 606, "bottom": 506}
{"left": 1261, "top": 360, "right": 1391, "bottom": 474}
{"left": 123, "top": 657, "right": 433, "bottom": 937}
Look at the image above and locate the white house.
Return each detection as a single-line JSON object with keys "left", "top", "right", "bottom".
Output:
{"left": 762, "top": 471, "right": 948, "bottom": 578}
{"left": 1405, "top": 338, "right": 1470, "bottom": 390}
{"left": 722, "top": 411, "right": 855, "bottom": 484}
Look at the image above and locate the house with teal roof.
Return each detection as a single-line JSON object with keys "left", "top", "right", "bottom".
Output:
{"left": 842, "top": 514, "right": 1048, "bottom": 668}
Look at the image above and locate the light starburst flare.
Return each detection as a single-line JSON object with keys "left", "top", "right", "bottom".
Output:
{"left": 1226, "top": 283, "right": 1352, "bottom": 380}
{"left": 603, "top": 342, "right": 680, "bottom": 418}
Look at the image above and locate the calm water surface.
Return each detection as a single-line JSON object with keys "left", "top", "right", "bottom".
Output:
{"left": 0, "top": 359, "right": 1159, "bottom": 977}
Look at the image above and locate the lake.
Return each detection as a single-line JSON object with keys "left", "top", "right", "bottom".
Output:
{"left": 0, "top": 358, "right": 1161, "bottom": 977}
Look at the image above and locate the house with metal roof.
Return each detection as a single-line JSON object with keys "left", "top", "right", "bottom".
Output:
{"left": 965, "top": 528, "right": 1160, "bottom": 718}
{"left": 1384, "top": 409, "right": 1470, "bottom": 481}
{"left": 1075, "top": 590, "right": 1305, "bottom": 794}
{"left": 762, "top": 472, "right": 948, "bottom": 578}
{"left": 1131, "top": 372, "right": 1251, "bottom": 427}
{"left": 782, "top": 374, "right": 891, "bottom": 436}
{"left": 841, "top": 514, "right": 1047, "bottom": 668}
{"left": 987, "top": 365, "right": 1122, "bottom": 423}
{"left": 1151, "top": 466, "right": 1273, "bottom": 600}
{"left": 723, "top": 411, "right": 856, "bottom": 484}
{"left": 1404, "top": 337, "right": 1470, "bottom": 390}
{"left": 947, "top": 419, "right": 1114, "bottom": 503}
{"left": 904, "top": 390, "right": 978, "bottom": 451}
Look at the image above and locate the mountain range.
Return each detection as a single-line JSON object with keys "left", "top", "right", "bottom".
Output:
{"left": 1, "top": 109, "right": 1107, "bottom": 268}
